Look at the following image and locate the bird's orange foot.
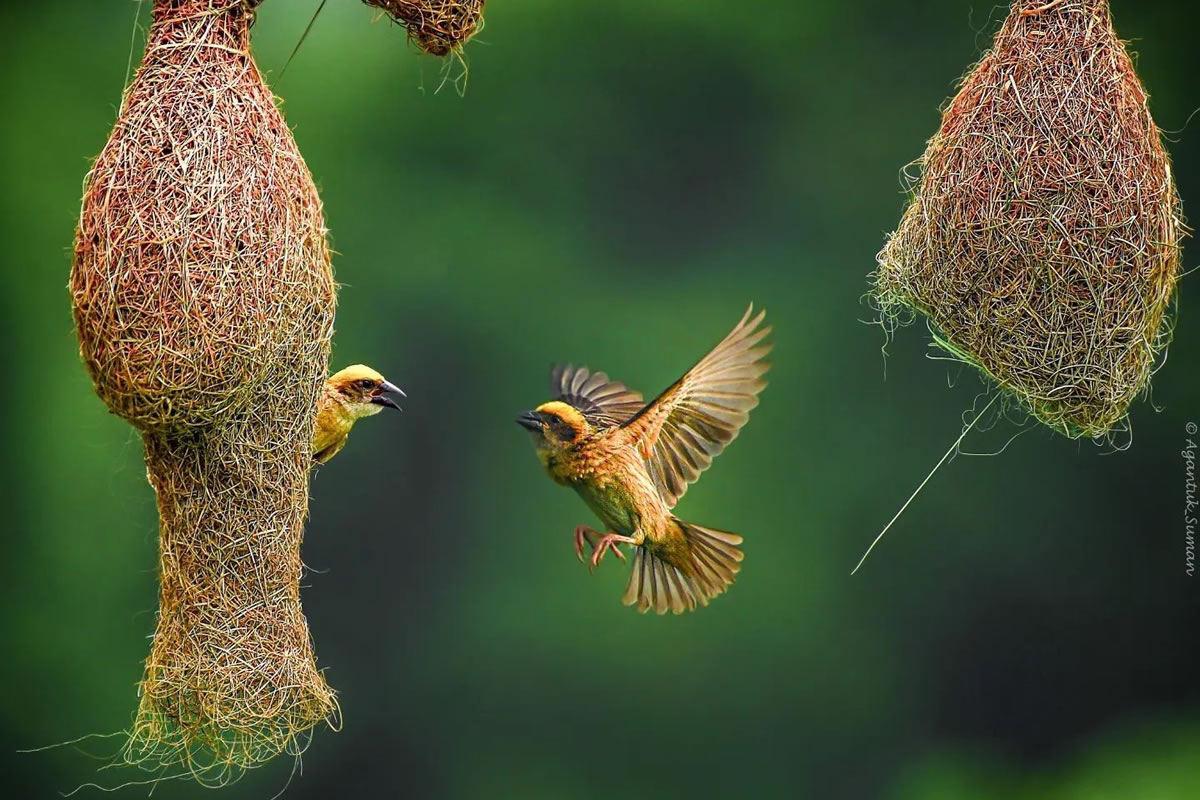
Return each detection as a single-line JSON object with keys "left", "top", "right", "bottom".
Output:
{"left": 589, "top": 533, "right": 636, "bottom": 573}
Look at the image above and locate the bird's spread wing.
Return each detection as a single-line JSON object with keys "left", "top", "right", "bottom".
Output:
{"left": 551, "top": 364, "right": 645, "bottom": 429}
{"left": 619, "top": 305, "right": 771, "bottom": 509}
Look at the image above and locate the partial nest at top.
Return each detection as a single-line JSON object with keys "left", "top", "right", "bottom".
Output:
{"left": 364, "top": 0, "right": 485, "bottom": 55}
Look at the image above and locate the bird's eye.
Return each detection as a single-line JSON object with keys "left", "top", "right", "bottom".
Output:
{"left": 358, "top": 379, "right": 374, "bottom": 389}
{"left": 543, "top": 414, "right": 577, "bottom": 442}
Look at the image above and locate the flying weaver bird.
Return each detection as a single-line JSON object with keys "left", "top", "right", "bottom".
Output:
{"left": 313, "top": 364, "right": 405, "bottom": 465}
{"left": 517, "top": 306, "right": 771, "bottom": 614}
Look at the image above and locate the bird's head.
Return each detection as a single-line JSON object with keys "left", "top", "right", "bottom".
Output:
{"left": 516, "top": 400, "right": 592, "bottom": 456}
{"left": 327, "top": 364, "right": 405, "bottom": 419}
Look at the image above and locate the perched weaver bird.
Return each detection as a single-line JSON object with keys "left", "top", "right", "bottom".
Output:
{"left": 313, "top": 364, "right": 405, "bottom": 465}
{"left": 517, "top": 305, "right": 771, "bottom": 614}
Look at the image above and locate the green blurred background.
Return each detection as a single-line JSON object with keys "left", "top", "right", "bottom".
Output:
{"left": 2, "top": 0, "right": 1198, "bottom": 797}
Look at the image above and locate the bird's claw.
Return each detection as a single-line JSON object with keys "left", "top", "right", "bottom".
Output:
{"left": 589, "top": 534, "right": 628, "bottom": 573}
{"left": 574, "top": 526, "right": 598, "bottom": 563}
{"left": 575, "top": 527, "right": 633, "bottom": 571}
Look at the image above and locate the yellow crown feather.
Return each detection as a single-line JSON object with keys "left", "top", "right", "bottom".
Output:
{"left": 536, "top": 400, "right": 589, "bottom": 432}
{"left": 329, "top": 364, "right": 386, "bottom": 385}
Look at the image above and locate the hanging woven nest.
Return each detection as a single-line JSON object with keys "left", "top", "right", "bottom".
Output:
{"left": 874, "top": 0, "right": 1184, "bottom": 438}
{"left": 71, "top": 0, "right": 338, "bottom": 780}
{"left": 364, "top": 0, "right": 486, "bottom": 56}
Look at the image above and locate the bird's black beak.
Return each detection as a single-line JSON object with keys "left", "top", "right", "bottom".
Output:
{"left": 516, "top": 410, "right": 544, "bottom": 432}
{"left": 370, "top": 380, "right": 406, "bottom": 411}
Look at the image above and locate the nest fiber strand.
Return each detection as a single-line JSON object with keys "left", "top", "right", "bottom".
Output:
{"left": 364, "top": 0, "right": 485, "bottom": 55}
{"left": 875, "top": 0, "right": 1183, "bottom": 438}
{"left": 71, "top": 0, "right": 337, "bottom": 779}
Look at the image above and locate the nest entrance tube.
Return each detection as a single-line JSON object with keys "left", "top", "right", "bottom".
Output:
{"left": 71, "top": 0, "right": 338, "bottom": 780}
{"left": 874, "top": 0, "right": 1184, "bottom": 439}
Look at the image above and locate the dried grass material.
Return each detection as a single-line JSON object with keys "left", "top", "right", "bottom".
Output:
{"left": 128, "top": 391, "right": 338, "bottom": 781}
{"left": 364, "top": 0, "right": 485, "bottom": 56}
{"left": 70, "top": 0, "right": 338, "bottom": 780}
{"left": 874, "top": 0, "right": 1183, "bottom": 438}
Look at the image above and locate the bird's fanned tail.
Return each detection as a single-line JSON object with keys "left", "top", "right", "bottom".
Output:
{"left": 621, "top": 521, "right": 743, "bottom": 615}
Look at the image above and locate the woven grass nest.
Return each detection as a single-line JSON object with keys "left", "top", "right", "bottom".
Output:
{"left": 874, "top": 0, "right": 1184, "bottom": 439}
{"left": 71, "top": 0, "right": 338, "bottom": 781}
{"left": 364, "top": 0, "right": 486, "bottom": 56}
